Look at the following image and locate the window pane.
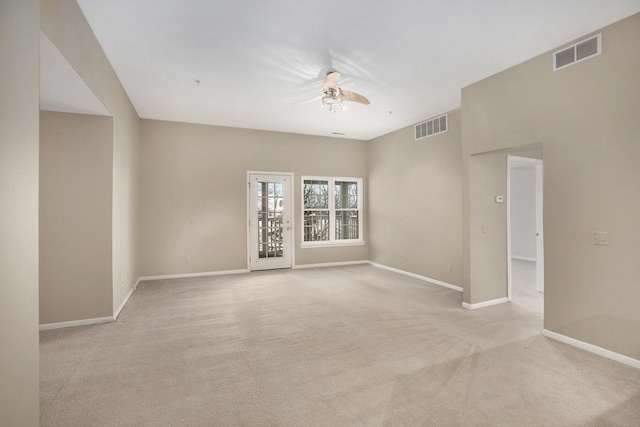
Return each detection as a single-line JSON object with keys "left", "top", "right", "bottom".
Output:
{"left": 335, "top": 211, "right": 358, "bottom": 240}
{"left": 303, "top": 210, "right": 329, "bottom": 241}
{"left": 303, "top": 180, "right": 328, "bottom": 209}
{"left": 335, "top": 181, "right": 358, "bottom": 209}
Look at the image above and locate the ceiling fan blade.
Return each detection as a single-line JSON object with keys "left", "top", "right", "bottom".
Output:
{"left": 341, "top": 90, "right": 370, "bottom": 105}
{"left": 291, "top": 94, "right": 323, "bottom": 105}
{"left": 323, "top": 72, "right": 340, "bottom": 91}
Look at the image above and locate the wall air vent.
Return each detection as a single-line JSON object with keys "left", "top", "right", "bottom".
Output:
{"left": 553, "top": 33, "right": 601, "bottom": 71}
{"left": 415, "top": 114, "right": 447, "bottom": 140}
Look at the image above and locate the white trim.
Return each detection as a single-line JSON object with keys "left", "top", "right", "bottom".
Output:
{"left": 543, "top": 329, "right": 640, "bottom": 370}
{"left": 462, "top": 297, "right": 509, "bottom": 310}
{"left": 506, "top": 157, "right": 513, "bottom": 301}
{"left": 293, "top": 260, "right": 369, "bottom": 269}
{"left": 40, "top": 316, "right": 113, "bottom": 331}
{"left": 511, "top": 255, "right": 537, "bottom": 262}
{"left": 301, "top": 240, "right": 365, "bottom": 248}
{"left": 113, "top": 287, "right": 134, "bottom": 320}
{"left": 247, "top": 171, "right": 295, "bottom": 271}
{"left": 136, "top": 269, "right": 249, "bottom": 288}
{"left": 535, "top": 163, "right": 544, "bottom": 293}
{"left": 301, "top": 176, "right": 364, "bottom": 247}
{"left": 41, "top": 284, "right": 134, "bottom": 331}
{"left": 368, "top": 262, "right": 463, "bottom": 292}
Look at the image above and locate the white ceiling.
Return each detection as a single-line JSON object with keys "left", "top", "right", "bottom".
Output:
{"left": 45, "top": 0, "right": 640, "bottom": 140}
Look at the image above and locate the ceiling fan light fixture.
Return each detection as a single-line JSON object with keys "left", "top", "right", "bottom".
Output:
{"left": 293, "top": 72, "right": 368, "bottom": 114}
{"left": 321, "top": 89, "right": 343, "bottom": 114}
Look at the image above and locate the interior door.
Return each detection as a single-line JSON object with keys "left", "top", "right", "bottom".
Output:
{"left": 507, "top": 156, "right": 544, "bottom": 301}
{"left": 248, "top": 173, "right": 293, "bottom": 270}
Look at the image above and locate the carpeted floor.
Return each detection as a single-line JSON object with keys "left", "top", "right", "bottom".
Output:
{"left": 40, "top": 265, "right": 640, "bottom": 426}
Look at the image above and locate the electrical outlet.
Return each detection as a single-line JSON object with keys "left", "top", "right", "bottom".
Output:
{"left": 593, "top": 231, "right": 609, "bottom": 246}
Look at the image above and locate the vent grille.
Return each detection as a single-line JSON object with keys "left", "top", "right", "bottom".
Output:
{"left": 415, "top": 114, "right": 447, "bottom": 140}
{"left": 554, "top": 33, "right": 601, "bottom": 71}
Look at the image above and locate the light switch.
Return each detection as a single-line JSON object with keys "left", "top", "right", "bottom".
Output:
{"left": 593, "top": 231, "right": 609, "bottom": 246}
{"left": 495, "top": 195, "right": 504, "bottom": 203}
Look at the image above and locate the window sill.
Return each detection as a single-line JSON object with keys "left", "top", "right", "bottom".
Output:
{"left": 300, "top": 241, "right": 365, "bottom": 249}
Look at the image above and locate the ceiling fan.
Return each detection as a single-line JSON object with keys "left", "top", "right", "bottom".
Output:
{"left": 294, "top": 72, "right": 370, "bottom": 114}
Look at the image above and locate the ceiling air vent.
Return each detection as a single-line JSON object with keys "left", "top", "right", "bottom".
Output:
{"left": 554, "top": 33, "right": 601, "bottom": 71}
{"left": 415, "top": 114, "right": 447, "bottom": 140}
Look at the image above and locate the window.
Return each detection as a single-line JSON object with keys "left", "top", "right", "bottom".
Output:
{"left": 302, "top": 177, "right": 363, "bottom": 247}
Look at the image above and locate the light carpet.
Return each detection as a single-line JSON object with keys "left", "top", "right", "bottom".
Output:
{"left": 40, "top": 265, "right": 640, "bottom": 426}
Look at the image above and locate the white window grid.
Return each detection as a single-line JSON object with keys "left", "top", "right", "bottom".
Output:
{"left": 301, "top": 176, "right": 364, "bottom": 247}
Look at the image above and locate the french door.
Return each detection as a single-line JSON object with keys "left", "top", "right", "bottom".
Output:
{"left": 248, "top": 172, "right": 293, "bottom": 270}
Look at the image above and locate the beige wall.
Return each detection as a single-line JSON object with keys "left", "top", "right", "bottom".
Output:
{"left": 368, "top": 110, "right": 463, "bottom": 286}
{"left": 41, "top": 0, "right": 141, "bottom": 316}
{"left": 139, "top": 120, "right": 369, "bottom": 276}
{"left": 40, "top": 112, "right": 113, "bottom": 323}
{"left": 0, "top": 0, "right": 40, "bottom": 424}
{"left": 462, "top": 14, "right": 640, "bottom": 358}
{"left": 468, "top": 152, "right": 508, "bottom": 303}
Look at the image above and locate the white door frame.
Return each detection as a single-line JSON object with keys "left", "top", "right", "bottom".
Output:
{"left": 246, "top": 171, "right": 295, "bottom": 271}
{"left": 506, "top": 156, "right": 544, "bottom": 301}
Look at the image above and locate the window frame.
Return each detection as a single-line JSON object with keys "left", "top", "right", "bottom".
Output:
{"left": 301, "top": 176, "right": 364, "bottom": 248}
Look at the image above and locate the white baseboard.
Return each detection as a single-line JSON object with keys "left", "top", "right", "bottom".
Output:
{"left": 135, "top": 269, "right": 250, "bottom": 290}
{"left": 293, "top": 260, "right": 369, "bottom": 269}
{"left": 114, "top": 287, "right": 134, "bottom": 320}
{"left": 462, "top": 297, "right": 509, "bottom": 310}
{"left": 40, "top": 316, "right": 113, "bottom": 331}
{"left": 368, "top": 262, "right": 463, "bottom": 292}
{"left": 40, "top": 287, "right": 134, "bottom": 331}
{"left": 543, "top": 329, "right": 640, "bottom": 370}
{"left": 40, "top": 263, "right": 460, "bottom": 331}
{"left": 511, "top": 255, "right": 537, "bottom": 262}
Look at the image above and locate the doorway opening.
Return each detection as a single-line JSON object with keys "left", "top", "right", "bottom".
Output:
{"left": 507, "top": 156, "right": 544, "bottom": 313}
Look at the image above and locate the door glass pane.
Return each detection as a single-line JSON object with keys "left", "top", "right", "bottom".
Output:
{"left": 258, "top": 181, "right": 284, "bottom": 258}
